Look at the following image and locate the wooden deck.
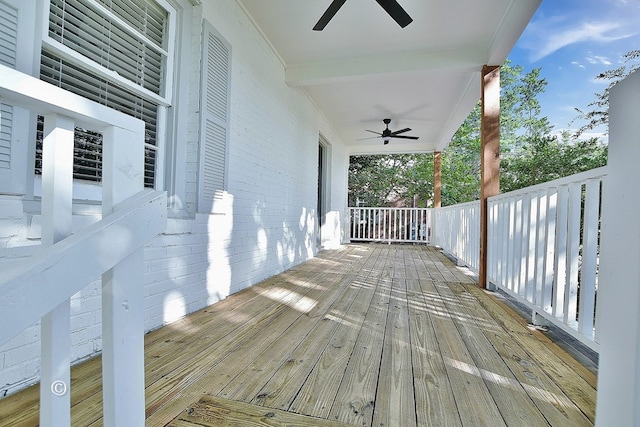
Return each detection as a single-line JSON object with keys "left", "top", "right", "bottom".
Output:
{"left": 0, "top": 244, "right": 597, "bottom": 426}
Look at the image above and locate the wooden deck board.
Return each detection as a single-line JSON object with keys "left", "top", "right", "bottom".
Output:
{"left": 0, "top": 244, "right": 596, "bottom": 427}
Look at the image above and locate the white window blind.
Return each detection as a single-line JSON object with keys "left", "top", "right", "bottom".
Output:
{"left": 35, "top": 0, "right": 173, "bottom": 188}
{"left": 198, "top": 22, "right": 231, "bottom": 213}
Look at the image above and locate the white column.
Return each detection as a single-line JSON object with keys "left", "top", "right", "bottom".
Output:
{"left": 101, "top": 125, "right": 146, "bottom": 427}
{"left": 596, "top": 71, "right": 640, "bottom": 426}
{"left": 39, "top": 114, "right": 74, "bottom": 427}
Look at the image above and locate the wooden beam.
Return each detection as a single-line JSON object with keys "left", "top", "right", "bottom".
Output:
{"left": 433, "top": 151, "right": 441, "bottom": 208}
{"left": 479, "top": 65, "right": 500, "bottom": 289}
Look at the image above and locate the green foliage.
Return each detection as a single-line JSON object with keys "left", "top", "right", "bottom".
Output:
{"left": 348, "top": 154, "right": 434, "bottom": 207}
{"left": 500, "top": 135, "right": 607, "bottom": 193}
{"left": 571, "top": 50, "right": 640, "bottom": 136}
{"left": 348, "top": 58, "right": 611, "bottom": 206}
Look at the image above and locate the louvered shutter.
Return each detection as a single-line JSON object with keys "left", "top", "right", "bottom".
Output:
{"left": 0, "top": 0, "right": 33, "bottom": 194}
{"left": 198, "top": 22, "right": 231, "bottom": 213}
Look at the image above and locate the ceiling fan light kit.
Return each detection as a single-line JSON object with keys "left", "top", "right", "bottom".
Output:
{"left": 313, "top": 0, "right": 413, "bottom": 31}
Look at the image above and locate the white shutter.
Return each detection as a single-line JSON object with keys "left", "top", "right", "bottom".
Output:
{"left": 0, "top": 0, "right": 17, "bottom": 177}
{"left": 198, "top": 22, "right": 230, "bottom": 213}
{"left": 0, "top": 0, "right": 35, "bottom": 195}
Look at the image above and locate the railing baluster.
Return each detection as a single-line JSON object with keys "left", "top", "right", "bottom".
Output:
{"left": 553, "top": 186, "right": 569, "bottom": 318}
{"left": 39, "top": 114, "right": 74, "bottom": 427}
{"left": 534, "top": 190, "right": 547, "bottom": 307}
{"left": 565, "top": 183, "right": 582, "bottom": 326}
{"left": 514, "top": 198, "right": 524, "bottom": 295}
{"left": 519, "top": 196, "right": 530, "bottom": 297}
{"left": 525, "top": 194, "right": 537, "bottom": 302}
{"left": 543, "top": 190, "right": 557, "bottom": 314}
{"left": 579, "top": 178, "right": 600, "bottom": 338}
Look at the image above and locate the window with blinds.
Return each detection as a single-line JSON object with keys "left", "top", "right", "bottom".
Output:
{"left": 35, "top": 0, "right": 173, "bottom": 188}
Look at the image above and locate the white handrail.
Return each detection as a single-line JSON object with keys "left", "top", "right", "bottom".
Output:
{"left": 0, "top": 64, "right": 163, "bottom": 426}
{"left": 348, "top": 207, "right": 431, "bottom": 243}
{"left": 433, "top": 200, "right": 481, "bottom": 272}
{"left": 487, "top": 167, "right": 607, "bottom": 351}
{"left": 0, "top": 190, "right": 167, "bottom": 345}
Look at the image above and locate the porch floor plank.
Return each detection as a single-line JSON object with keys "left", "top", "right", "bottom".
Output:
{"left": 0, "top": 244, "right": 597, "bottom": 427}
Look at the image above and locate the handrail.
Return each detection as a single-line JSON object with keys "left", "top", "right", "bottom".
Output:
{"left": 0, "top": 190, "right": 166, "bottom": 346}
{"left": 1, "top": 63, "right": 157, "bottom": 425}
{"left": 433, "top": 200, "right": 481, "bottom": 272}
{"left": 487, "top": 167, "right": 607, "bottom": 351}
{"left": 348, "top": 207, "right": 431, "bottom": 243}
{"left": 0, "top": 64, "right": 141, "bottom": 131}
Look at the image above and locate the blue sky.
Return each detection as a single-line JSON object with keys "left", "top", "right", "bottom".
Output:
{"left": 507, "top": 0, "right": 640, "bottom": 140}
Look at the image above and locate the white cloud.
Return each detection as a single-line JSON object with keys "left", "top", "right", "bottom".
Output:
{"left": 586, "top": 55, "right": 612, "bottom": 65}
{"left": 531, "top": 21, "right": 634, "bottom": 61}
{"left": 571, "top": 61, "right": 585, "bottom": 68}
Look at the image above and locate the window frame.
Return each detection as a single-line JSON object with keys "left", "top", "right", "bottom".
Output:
{"left": 33, "top": 0, "right": 179, "bottom": 196}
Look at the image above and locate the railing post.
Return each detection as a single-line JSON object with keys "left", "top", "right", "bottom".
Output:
{"left": 39, "top": 114, "right": 74, "bottom": 426}
{"left": 596, "top": 68, "right": 640, "bottom": 427}
{"left": 480, "top": 65, "right": 500, "bottom": 288}
{"left": 101, "top": 124, "right": 146, "bottom": 427}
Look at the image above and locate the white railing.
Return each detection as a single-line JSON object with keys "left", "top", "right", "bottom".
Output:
{"left": 0, "top": 64, "right": 167, "bottom": 426}
{"left": 487, "top": 167, "right": 607, "bottom": 351}
{"left": 432, "top": 200, "right": 481, "bottom": 272}
{"left": 348, "top": 207, "right": 431, "bottom": 243}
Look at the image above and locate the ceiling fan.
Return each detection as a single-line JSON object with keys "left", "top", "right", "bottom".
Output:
{"left": 313, "top": 0, "right": 413, "bottom": 31}
{"left": 363, "top": 118, "right": 419, "bottom": 144}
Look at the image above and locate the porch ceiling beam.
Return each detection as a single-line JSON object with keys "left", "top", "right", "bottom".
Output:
{"left": 348, "top": 141, "right": 433, "bottom": 156}
{"left": 285, "top": 47, "right": 490, "bottom": 87}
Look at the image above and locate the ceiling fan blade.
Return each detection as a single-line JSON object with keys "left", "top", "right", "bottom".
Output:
{"left": 357, "top": 136, "right": 382, "bottom": 141}
{"left": 374, "top": 0, "right": 413, "bottom": 28}
{"left": 313, "top": 0, "right": 348, "bottom": 31}
{"left": 365, "top": 129, "right": 383, "bottom": 135}
{"left": 391, "top": 135, "right": 419, "bottom": 140}
{"left": 390, "top": 127, "right": 411, "bottom": 135}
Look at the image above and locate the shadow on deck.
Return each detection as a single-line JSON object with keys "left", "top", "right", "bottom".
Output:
{"left": 0, "top": 244, "right": 597, "bottom": 426}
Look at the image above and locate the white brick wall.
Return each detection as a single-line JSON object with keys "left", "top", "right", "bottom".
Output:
{"left": 0, "top": 0, "right": 348, "bottom": 398}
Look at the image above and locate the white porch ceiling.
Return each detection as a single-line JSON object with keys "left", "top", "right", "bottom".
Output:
{"left": 237, "top": 0, "right": 541, "bottom": 154}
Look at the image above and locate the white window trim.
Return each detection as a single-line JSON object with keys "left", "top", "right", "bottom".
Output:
{"left": 33, "top": 0, "right": 180, "bottom": 198}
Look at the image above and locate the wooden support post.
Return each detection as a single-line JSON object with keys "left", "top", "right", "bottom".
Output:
{"left": 595, "top": 69, "right": 640, "bottom": 427}
{"left": 39, "top": 114, "right": 74, "bottom": 426}
{"left": 101, "top": 125, "right": 146, "bottom": 427}
{"left": 433, "top": 151, "right": 441, "bottom": 208}
{"left": 479, "top": 65, "right": 500, "bottom": 289}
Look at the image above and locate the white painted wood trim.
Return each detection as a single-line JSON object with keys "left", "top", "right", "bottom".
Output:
{"left": 39, "top": 114, "right": 74, "bottom": 426}
{"left": 0, "top": 190, "right": 167, "bottom": 346}
{"left": 595, "top": 71, "right": 640, "bottom": 426}
{"left": 0, "top": 64, "right": 143, "bottom": 133}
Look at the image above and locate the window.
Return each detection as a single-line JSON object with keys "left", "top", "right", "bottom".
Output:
{"left": 198, "top": 21, "right": 231, "bottom": 213}
{"left": 35, "top": 0, "right": 176, "bottom": 189}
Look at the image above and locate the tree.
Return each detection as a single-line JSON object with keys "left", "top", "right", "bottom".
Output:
{"left": 571, "top": 50, "right": 640, "bottom": 136}
{"left": 348, "top": 60, "right": 609, "bottom": 207}
{"left": 441, "top": 62, "right": 552, "bottom": 203}
{"left": 348, "top": 154, "right": 434, "bottom": 207}
{"left": 500, "top": 134, "right": 607, "bottom": 193}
